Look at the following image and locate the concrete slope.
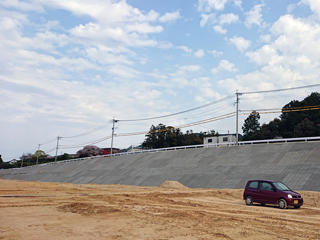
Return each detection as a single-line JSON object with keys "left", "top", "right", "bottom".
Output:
{"left": 1, "top": 141, "right": 320, "bottom": 191}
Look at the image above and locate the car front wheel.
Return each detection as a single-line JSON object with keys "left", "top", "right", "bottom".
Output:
{"left": 279, "top": 199, "right": 287, "bottom": 209}
{"left": 245, "top": 196, "right": 253, "bottom": 206}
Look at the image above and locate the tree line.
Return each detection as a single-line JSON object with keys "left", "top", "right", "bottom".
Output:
{"left": 242, "top": 92, "right": 320, "bottom": 141}
{"left": 141, "top": 123, "right": 218, "bottom": 149}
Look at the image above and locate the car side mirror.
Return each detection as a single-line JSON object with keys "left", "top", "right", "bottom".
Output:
{"left": 273, "top": 188, "right": 276, "bottom": 192}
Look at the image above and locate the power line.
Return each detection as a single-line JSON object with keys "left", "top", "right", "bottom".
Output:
{"left": 183, "top": 102, "right": 235, "bottom": 120}
{"left": 61, "top": 121, "right": 112, "bottom": 139}
{"left": 242, "top": 105, "right": 320, "bottom": 115}
{"left": 117, "top": 94, "right": 235, "bottom": 122}
{"left": 240, "top": 83, "right": 320, "bottom": 95}
{"left": 59, "top": 135, "right": 112, "bottom": 149}
{"left": 115, "top": 112, "right": 236, "bottom": 137}
{"left": 40, "top": 137, "right": 57, "bottom": 145}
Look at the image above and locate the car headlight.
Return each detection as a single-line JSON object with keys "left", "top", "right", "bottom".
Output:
{"left": 288, "top": 194, "right": 292, "bottom": 198}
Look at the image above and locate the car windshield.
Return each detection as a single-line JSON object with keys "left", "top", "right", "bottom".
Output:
{"left": 273, "top": 182, "right": 291, "bottom": 191}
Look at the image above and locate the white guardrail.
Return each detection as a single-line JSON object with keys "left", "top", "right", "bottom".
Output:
{"left": 28, "top": 136, "right": 320, "bottom": 168}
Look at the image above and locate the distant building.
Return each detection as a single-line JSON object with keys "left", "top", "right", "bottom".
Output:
{"left": 101, "top": 148, "right": 120, "bottom": 155}
{"left": 8, "top": 159, "right": 18, "bottom": 165}
{"left": 203, "top": 134, "right": 238, "bottom": 145}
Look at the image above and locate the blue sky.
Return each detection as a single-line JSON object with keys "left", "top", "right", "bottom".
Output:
{"left": 1, "top": 0, "right": 320, "bottom": 161}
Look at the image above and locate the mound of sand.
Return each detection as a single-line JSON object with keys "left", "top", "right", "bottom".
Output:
{"left": 159, "top": 180, "right": 188, "bottom": 189}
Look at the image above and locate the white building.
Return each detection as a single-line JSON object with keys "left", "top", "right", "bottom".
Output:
{"left": 203, "top": 134, "right": 237, "bottom": 145}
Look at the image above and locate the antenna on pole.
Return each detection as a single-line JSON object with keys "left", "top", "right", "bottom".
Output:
{"left": 54, "top": 135, "right": 60, "bottom": 163}
{"left": 36, "top": 144, "right": 41, "bottom": 166}
{"left": 236, "top": 90, "right": 242, "bottom": 145}
{"left": 110, "top": 119, "right": 118, "bottom": 156}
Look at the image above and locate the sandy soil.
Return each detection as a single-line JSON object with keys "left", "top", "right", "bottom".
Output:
{"left": 1, "top": 179, "right": 320, "bottom": 240}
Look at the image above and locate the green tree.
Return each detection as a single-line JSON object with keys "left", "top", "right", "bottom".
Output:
{"left": 0, "top": 155, "right": 12, "bottom": 169}
{"left": 19, "top": 153, "right": 32, "bottom": 167}
{"left": 242, "top": 111, "right": 260, "bottom": 140}
{"left": 293, "top": 118, "right": 317, "bottom": 137}
{"left": 252, "top": 118, "right": 281, "bottom": 140}
{"left": 142, "top": 124, "right": 182, "bottom": 149}
{"left": 32, "top": 150, "right": 48, "bottom": 164}
{"left": 32, "top": 150, "right": 46, "bottom": 159}
{"left": 142, "top": 124, "right": 219, "bottom": 149}
{"left": 280, "top": 92, "right": 320, "bottom": 138}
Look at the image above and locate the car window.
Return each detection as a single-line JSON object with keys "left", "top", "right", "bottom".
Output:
{"left": 260, "top": 182, "right": 274, "bottom": 191}
{"left": 273, "top": 182, "right": 291, "bottom": 191}
{"left": 248, "top": 181, "right": 259, "bottom": 189}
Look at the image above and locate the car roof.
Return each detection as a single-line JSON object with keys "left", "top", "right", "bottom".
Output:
{"left": 248, "top": 180, "right": 278, "bottom": 183}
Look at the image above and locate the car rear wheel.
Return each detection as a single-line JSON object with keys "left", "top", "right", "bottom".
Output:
{"left": 279, "top": 199, "right": 287, "bottom": 209}
{"left": 245, "top": 196, "right": 253, "bottom": 206}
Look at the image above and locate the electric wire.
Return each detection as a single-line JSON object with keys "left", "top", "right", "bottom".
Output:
{"left": 61, "top": 121, "right": 112, "bottom": 139}
{"left": 117, "top": 94, "right": 235, "bottom": 122}
{"left": 115, "top": 112, "right": 236, "bottom": 137}
{"left": 43, "top": 147, "right": 56, "bottom": 154}
{"left": 242, "top": 105, "right": 320, "bottom": 115}
{"left": 59, "top": 135, "right": 112, "bottom": 149}
{"left": 182, "top": 102, "right": 235, "bottom": 120}
{"left": 40, "top": 137, "right": 57, "bottom": 145}
{"left": 239, "top": 83, "right": 320, "bottom": 95}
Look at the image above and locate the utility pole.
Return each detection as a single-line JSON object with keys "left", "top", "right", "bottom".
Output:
{"left": 36, "top": 144, "right": 41, "bottom": 166}
{"left": 236, "top": 90, "right": 242, "bottom": 145}
{"left": 54, "top": 135, "right": 60, "bottom": 163}
{"left": 21, "top": 154, "right": 24, "bottom": 168}
{"left": 110, "top": 119, "right": 118, "bottom": 156}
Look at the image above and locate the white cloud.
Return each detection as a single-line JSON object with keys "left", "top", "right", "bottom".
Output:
{"left": 169, "top": 65, "right": 202, "bottom": 88}
{"left": 0, "top": 0, "right": 44, "bottom": 12}
{"left": 219, "top": 13, "right": 239, "bottom": 25}
{"left": 194, "top": 49, "right": 205, "bottom": 58}
{"left": 158, "top": 41, "right": 174, "bottom": 49}
{"left": 244, "top": 4, "right": 264, "bottom": 28}
{"left": 213, "top": 25, "right": 227, "bottom": 34}
{"left": 197, "top": 0, "right": 242, "bottom": 12}
{"left": 159, "top": 10, "right": 181, "bottom": 23}
{"left": 133, "top": 89, "right": 162, "bottom": 101}
{"left": 208, "top": 49, "right": 223, "bottom": 57}
{"left": 233, "top": 0, "right": 242, "bottom": 9}
{"left": 228, "top": 35, "right": 251, "bottom": 52}
{"left": 198, "top": 0, "right": 229, "bottom": 12}
{"left": 179, "top": 65, "right": 201, "bottom": 72}
{"left": 246, "top": 45, "right": 279, "bottom": 65}
{"left": 108, "top": 65, "right": 140, "bottom": 78}
{"left": 301, "top": 0, "right": 320, "bottom": 19}
{"left": 177, "top": 45, "right": 193, "bottom": 53}
{"left": 287, "top": 3, "right": 297, "bottom": 13}
{"left": 85, "top": 46, "right": 133, "bottom": 65}
{"left": 217, "top": 13, "right": 320, "bottom": 114}
{"left": 125, "top": 23, "right": 163, "bottom": 34}
{"left": 200, "top": 13, "right": 216, "bottom": 27}
{"left": 270, "top": 14, "right": 320, "bottom": 61}
{"left": 259, "top": 34, "right": 271, "bottom": 43}
{"left": 211, "top": 59, "right": 238, "bottom": 74}
{"left": 27, "top": 0, "right": 180, "bottom": 50}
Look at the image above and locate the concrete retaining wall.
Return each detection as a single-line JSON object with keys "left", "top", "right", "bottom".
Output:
{"left": 1, "top": 141, "right": 320, "bottom": 191}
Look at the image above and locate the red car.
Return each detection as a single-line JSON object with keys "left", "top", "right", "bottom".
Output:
{"left": 243, "top": 180, "right": 303, "bottom": 209}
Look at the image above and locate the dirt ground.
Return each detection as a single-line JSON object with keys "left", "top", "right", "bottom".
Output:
{"left": 1, "top": 179, "right": 320, "bottom": 240}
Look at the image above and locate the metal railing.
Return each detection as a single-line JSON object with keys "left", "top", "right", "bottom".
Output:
{"left": 27, "top": 136, "right": 320, "bottom": 167}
